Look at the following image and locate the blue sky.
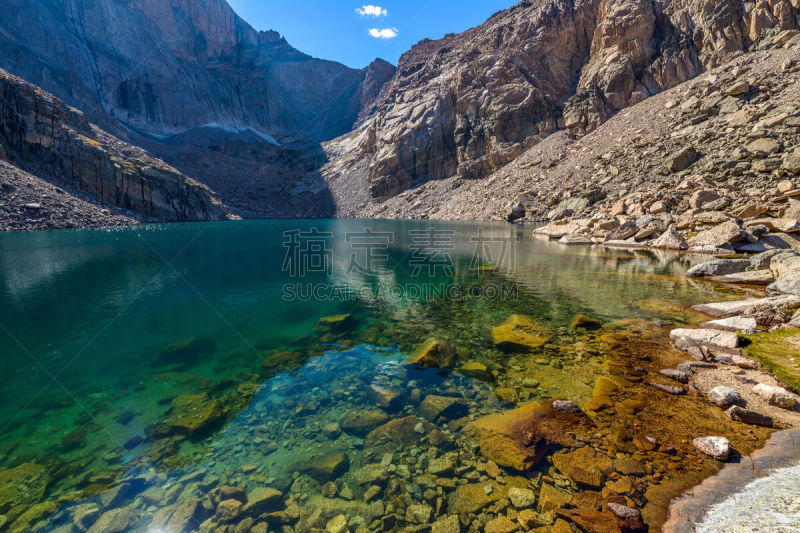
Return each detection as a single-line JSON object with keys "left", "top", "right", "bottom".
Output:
{"left": 227, "top": 1, "right": 515, "bottom": 69}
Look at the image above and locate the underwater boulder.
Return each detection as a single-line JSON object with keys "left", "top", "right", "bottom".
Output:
{"left": 160, "top": 393, "right": 224, "bottom": 436}
{"left": 313, "top": 314, "right": 355, "bottom": 336}
{"left": 407, "top": 338, "right": 455, "bottom": 368}
{"left": 492, "top": 314, "right": 552, "bottom": 352}
{"left": 463, "top": 400, "right": 590, "bottom": 471}
{"left": 153, "top": 337, "right": 216, "bottom": 367}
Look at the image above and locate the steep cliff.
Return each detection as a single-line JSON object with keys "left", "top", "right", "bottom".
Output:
{"left": 0, "top": 68, "right": 230, "bottom": 228}
{"left": 0, "top": 0, "right": 390, "bottom": 143}
{"left": 327, "top": 0, "right": 800, "bottom": 203}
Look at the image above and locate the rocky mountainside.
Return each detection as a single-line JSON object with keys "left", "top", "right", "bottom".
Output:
{"left": 0, "top": 0, "right": 391, "bottom": 144}
{"left": 0, "top": 68, "right": 230, "bottom": 230}
{"left": 0, "top": 0, "right": 395, "bottom": 219}
{"left": 322, "top": 0, "right": 800, "bottom": 210}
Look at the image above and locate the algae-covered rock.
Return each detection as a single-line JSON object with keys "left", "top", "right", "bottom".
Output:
{"left": 492, "top": 314, "right": 552, "bottom": 352}
{"left": 569, "top": 314, "right": 603, "bottom": 332}
{"left": 459, "top": 361, "right": 493, "bottom": 380}
{"left": 9, "top": 500, "right": 57, "bottom": 533}
{"left": 314, "top": 314, "right": 355, "bottom": 335}
{"left": 463, "top": 401, "right": 589, "bottom": 471}
{"left": 0, "top": 463, "right": 49, "bottom": 513}
{"left": 161, "top": 393, "right": 224, "bottom": 435}
{"left": 447, "top": 482, "right": 505, "bottom": 515}
{"left": 408, "top": 338, "right": 455, "bottom": 368}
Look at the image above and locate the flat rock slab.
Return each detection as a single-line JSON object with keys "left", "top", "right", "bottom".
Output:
{"left": 691, "top": 295, "right": 800, "bottom": 321}
{"left": 669, "top": 328, "right": 741, "bottom": 357}
{"left": 700, "top": 316, "right": 758, "bottom": 334}
{"left": 709, "top": 269, "right": 775, "bottom": 285}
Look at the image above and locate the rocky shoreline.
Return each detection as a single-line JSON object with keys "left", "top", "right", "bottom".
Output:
{"left": 663, "top": 428, "right": 800, "bottom": 532}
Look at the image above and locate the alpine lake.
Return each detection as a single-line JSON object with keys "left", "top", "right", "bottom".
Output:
{"left": 0, "top": 219, "right": 778, "bottom": 533}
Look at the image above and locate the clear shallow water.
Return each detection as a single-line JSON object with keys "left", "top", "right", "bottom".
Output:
{"left": 0, "top": 219, "right": 749, "bottom": 532}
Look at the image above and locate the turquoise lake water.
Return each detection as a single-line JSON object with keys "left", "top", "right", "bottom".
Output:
{"left": 0, "top": 219, "right": 747, "bottom": 532}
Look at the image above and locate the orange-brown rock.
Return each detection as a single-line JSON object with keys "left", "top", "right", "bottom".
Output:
{"left": 492, "top": 314, "right": 552, "bottom": 352}
{"left": 463, "top": 401, "right": 591, "bottom": 471}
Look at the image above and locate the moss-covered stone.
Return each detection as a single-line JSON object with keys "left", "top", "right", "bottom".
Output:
{"left": 314, "top": 314, "right": 355, "bottom": 335}
{"left": 745, "top": 328, "right": 800, "bottom": 392}
{"left": 407, "top": 338, "right": 455, "bottom": 368}
{"left": 492, "top": 314, "right": 552, "bottom": 352}
{"left": 569, "top": 314, "right": 602, "bottom": 332}
{"left": 0, "top": 463, "right": 49, "bottom": 513}
{"left": 161, "top": 393, "right": 224, "bottom": 436}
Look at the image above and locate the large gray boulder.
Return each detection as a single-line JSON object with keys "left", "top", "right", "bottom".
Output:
{"left": 686, "top": 258, "right": 750, "bottom": 278}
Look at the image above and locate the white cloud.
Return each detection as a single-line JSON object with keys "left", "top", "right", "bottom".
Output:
{"left": 368, "top": 27, "right": 398, "bottom": 39}
{"left": 356, "top": 5, "right": 387, "bottom": 17}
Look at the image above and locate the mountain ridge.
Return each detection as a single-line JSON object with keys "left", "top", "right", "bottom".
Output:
{"left": 320, "top": 0, "right": 800, "bottom": 209}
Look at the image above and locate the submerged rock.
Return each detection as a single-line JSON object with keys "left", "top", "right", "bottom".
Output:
{"left": 552, "top": 446, "right": 612, "bottom": 489}
{"left": 363, "top": 416, "right": 440, "bottom": 460}
{"left": 492, "top": 314, "right": 552, "bottom": 352}
{"left": 87, "top": 507, "right": 143, "bottom": 533}
{"left": 290, "top": 451, "right": 349, "bottom": 482}
{"left": 408, "top": 338, "right": 455, "bottom": 368}
{"left": 159, "top": 393, "right": 224, "bottom": 436}
{"left": 339, "top": 408, "right": 389, "bottom": 436}
{"left": 417, "top": 395, "right": 468, "bottom": 421}
{"left": 0, "top": 463, "right": 49, "bottom": 512}
{"left": 569, "top": 314, "right": 602, "bottom": 331}
{"left": 314, "top": 315, "right": 355, "bottom": 338}
{"left": 463, "top": 401, "right": 588, "bottom": 471}
{"left": 154, "top": 336, "right": 216, "bottom": 367}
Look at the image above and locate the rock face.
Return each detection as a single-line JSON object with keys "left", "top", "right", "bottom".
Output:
{"left": 336, "top": 0, "right": 800, "bottom": 201}
{"left": 0, "top": 0, "right": 391, "bottom": 144}
{"left": 0, "top": 0, "right": 396, "bottom": 222}
{"left": 0, "top": 68, "right": 230, "bottom": 225}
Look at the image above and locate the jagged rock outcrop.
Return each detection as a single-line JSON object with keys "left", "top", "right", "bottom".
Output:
{"left": 0, "top": 68, "right": 230, "bottom": 225}
{"left": 339, "top": 0, "right": 800, "bottom": 201}
{"left": 0, "top": 0, "right": 392, "bottom": 144}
